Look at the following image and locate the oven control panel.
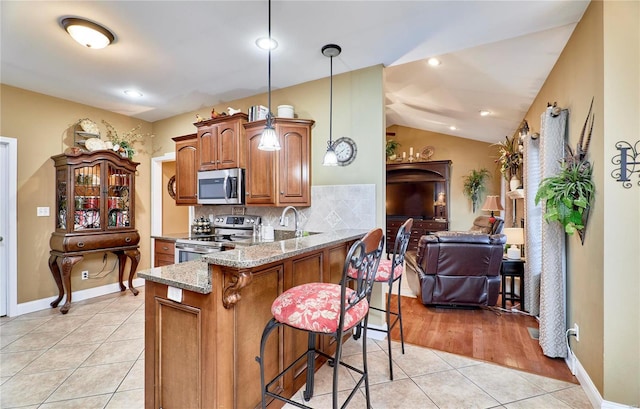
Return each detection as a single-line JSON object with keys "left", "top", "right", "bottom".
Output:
{"left": 213, "top": 215, "right": 261, "bottom": 228}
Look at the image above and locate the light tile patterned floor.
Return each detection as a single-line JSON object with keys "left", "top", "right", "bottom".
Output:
{"left": 1, "top": 287, "right": 593, "bottom": 408}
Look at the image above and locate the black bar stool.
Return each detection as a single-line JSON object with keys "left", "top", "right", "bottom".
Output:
{"left": 256, "top": 228, "right": 384, "bottom": 409}
{"left": 350, "top": 218, "right": 413, "bottom": 380}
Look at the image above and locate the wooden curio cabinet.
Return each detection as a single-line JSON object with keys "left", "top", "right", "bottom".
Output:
{"left": 195, "top": 113, "right": 247, "bottom": 171}
{"left": 172, "top": 133, "right": 198, "bottom": 205}
{"left": 244, "top": 118, "right": 314, "bottom": 206}
{"left": 49, "top": 150, "right": 141, "bottom": 314}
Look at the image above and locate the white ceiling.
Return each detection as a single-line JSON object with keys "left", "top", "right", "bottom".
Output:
{"left": 1, "top": 1, "right": 589, "bottom": 144}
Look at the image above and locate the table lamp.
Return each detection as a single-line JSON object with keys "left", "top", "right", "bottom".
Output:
{"left": 481, "top": 195, "right": 504, "bottom": 223}
{"left": 434, "top": 192, "right": 446, "bottom": 221}
{"left": 503, "top": 227, "right": 524, "bottom": 259}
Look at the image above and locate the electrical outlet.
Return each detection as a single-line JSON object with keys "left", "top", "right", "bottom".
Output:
{"left": 36, "top": 207, "right": 50, "bottom": 217}
{"left": 573, "top": 323, "right": 579, "bottom": 342}
{"left": 81, "top": 271, "right": 89, "bottom": 280}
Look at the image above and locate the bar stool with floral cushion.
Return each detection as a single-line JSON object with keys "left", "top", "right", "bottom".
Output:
{"left": 349, "top": 218, "right": 413, "bottom": 380}
{"left": 256, "top": 228, "right": 384, "bottom": 409}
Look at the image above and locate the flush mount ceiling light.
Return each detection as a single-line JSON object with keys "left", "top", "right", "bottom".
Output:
{"left": 258, "top": 0, "right": 281, "bottom": 151}
{"left": 321, "top": 44, "right": 342, "bottom": 166}
{"left": 256, "top": 37, "right": 278, "bottom": 50}
{"left": 449, "top": 126, "right": 457, "bottom": 131}
{"left": 124, "top": 90, "right": 143, "bottom": 97}
{"left": 427, "top": 57, "right": 441, "bottom": 66}
{"left": 61, "top": 17, "right": 115, "bottom": 49}
{"left": 479, "top": 110, "right": 491, "bottom": 116}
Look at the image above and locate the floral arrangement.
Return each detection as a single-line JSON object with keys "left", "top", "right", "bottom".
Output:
{"left": 494, "top": 134, "right": 523, "bottom": 181}
{"left": 102, "top": 120, "right": 153, "bottom": 160}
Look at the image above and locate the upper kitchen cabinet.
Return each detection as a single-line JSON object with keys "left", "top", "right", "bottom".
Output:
{"left": 195, "top": 113, "right": 248, "bottom": 171}
{"left": 244, "top": 118, "right": 314, "bottom": 206}
{"left": 172, "top": 133, "right": 198, "bottom": 205}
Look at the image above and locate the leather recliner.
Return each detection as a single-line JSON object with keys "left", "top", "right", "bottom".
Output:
{"left": 406, "top": 231, "right": 506, "bottom": 307}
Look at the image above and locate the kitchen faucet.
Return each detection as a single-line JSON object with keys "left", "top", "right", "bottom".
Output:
{"left": 280, "top": 206, "right": 302, "bottom": 237}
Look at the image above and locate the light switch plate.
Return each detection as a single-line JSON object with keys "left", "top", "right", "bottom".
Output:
{"left": 37, "top": 207, "right": 50, "bottom": 217}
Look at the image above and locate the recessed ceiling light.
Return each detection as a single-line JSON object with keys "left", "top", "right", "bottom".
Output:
{"left": 480, "top": 110, "right": 491, "bottom": 116}
{"left": 449, "top": 126, "right": 457, "bottom": 131}
{"left": 61, "top": 17, "right": 115, "bottom": 49}
{"left": 124, "top": 90, "right": 143, "bottom": 97}
{"left": 427, "top": 57, "right": 441, "bottom": 67}
{"left": 256, "top": 37, "right": 278, "bottom": 50}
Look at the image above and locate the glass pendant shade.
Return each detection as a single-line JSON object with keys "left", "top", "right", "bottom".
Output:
{"left": 61, "top": 18, "right": 114, "bottom": 49}
{"left": 322, "top": 145, "right": 338, "bottom": 166}
{"left": 258, "top": 125, "right": 280, "bottom": 151}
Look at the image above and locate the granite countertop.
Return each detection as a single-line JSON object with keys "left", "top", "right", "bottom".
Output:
{"left": 138, "top": 229, "right": 368, "bottom": 293}
{"left": 151, "top": 233, "right": 190, "bottom": 241}
{"left": 202, "top": 229, "right": 368, "bottom": 268}
{"left": 138, "top": 260, "right": 211, "bottom": 294}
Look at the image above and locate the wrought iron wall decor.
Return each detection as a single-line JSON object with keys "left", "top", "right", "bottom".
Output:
{"left": 611, "top": 140, "right": 640, "bottom": 188}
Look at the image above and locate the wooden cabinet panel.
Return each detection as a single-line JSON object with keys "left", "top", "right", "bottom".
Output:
{"left": 173, "top": 134, "right": 198, "bottom": 205}
{"left": 244, "top": 118, "right": 314, "bottom": 207}
{"left": 278, "top": 123, "right": 310, "bottom": 205}
{"left": 154, "top": 239, "right": 175, "bottom": 267}
{"left": 196, "top": 114, "right": 247, "bottom": 171}
{"left": 386, "top": 219, "right": 448, "bottom": 254}
{"left": 245, "top": 125, "right": 277, "bottom": 205}
{"left": 155, "top": 299, "right": 201, "bottom": 409}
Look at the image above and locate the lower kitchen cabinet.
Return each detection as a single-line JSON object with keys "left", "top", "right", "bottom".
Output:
{"left": 153, "top": 239, "right": 175, "bottom": 267}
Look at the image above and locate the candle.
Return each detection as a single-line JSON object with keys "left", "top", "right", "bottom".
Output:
{"left": 410, "top": 147, "right": 414, "bottom": 156}
{"left": 403, "top": 152, "right": 406, "bottom": 159}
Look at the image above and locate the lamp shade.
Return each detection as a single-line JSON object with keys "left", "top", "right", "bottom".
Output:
{"left": 481, "top": 195, "right": 504, "bottom": 212}
{"left": 503, "top": 228, "right": 524, "bottom": 245}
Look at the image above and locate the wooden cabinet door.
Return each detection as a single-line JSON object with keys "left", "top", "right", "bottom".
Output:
{"left": 277, "top": 123, "right": 310, "bottom": 205}
{"left": 174, "top": 134, "right": 198, "bottom": 205}
{"left": 245, "top": 125, "right": 277, "bottom": 205}
{"left": 154, "top": 298, "right": 202, "bottom": 409}
{"left": 198, "top": 124, "right": 218, "bottom": 171}
{"left": 217, "top": 121, "right": 240, "bottom": 169}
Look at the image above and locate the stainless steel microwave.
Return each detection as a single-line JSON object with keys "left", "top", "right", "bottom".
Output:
{"left": 197, "top": 168, "right": 245, "bottom": 205}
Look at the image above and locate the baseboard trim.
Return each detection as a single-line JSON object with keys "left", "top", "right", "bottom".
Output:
{"left": 565, "top": 354, "right": 637, "bottom": 408}
{"left": 12, "top": 278, "right": 145, "bottom": 317}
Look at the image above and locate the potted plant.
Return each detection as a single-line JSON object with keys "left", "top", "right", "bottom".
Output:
{"left": 535, "top": 99, "right": 595, "bottom": 244}
{"left": 494, "top": 134, "right": 523, "bottom": 190}
{"left": 463, "top": 168, "right": 491, "bottom": 212}
{"left": 386, "top": 140, "right": 401, "bottom": 160}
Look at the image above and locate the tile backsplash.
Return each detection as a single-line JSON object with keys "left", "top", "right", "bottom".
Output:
{"left": 194, "top": 184, "right": 376, "bottom": 233}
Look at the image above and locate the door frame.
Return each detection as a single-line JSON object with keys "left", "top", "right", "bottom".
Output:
{"left": 0, "top": 137, "right": 18, "bottom": 317}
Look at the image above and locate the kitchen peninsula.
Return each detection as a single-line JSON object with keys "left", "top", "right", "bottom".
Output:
{"left": 138, "top": 229, "right": 367, "bottom": 409}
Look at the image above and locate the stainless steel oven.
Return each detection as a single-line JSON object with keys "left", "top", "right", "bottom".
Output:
{"left": 174, "top": 214, "right": 260, "bottom": 263}
{"left": 197, "top": 168, "right": 245, "bottom": 205}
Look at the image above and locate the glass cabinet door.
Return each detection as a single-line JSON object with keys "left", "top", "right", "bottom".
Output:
{"left": 107, "top": 164, "right": 132, "bottom": 229}
{"left": 73, "top": 164, "right": 102, "bottom": 231}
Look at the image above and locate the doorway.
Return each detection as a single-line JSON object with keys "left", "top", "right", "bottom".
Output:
{"left": 0, "top": 137, "right": 18, "bottom": 317}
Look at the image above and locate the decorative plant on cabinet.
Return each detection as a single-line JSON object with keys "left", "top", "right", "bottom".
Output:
{"left": 494, "top": 134, "right": 523, "bottom": 191}
{"left": 463, "top": 168, "right": 491, "bottom": 212}
{"left": 535, "top": 99, "right": 595, "bottom": 244}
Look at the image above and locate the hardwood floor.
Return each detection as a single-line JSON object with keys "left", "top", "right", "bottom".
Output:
{"left": 388, "top": 295, "right": 578, "bottom": 384}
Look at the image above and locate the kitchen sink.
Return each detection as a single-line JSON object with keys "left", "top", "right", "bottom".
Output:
{"left": 273, "top": 230, "right": 320, "bottom": 241}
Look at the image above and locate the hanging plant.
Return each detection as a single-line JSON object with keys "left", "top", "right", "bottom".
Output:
{"left": 535, "top": 99, "right": 595, "bottom": 244}
{"left": 463, "top": 168, "right": 491, "bottom": 212}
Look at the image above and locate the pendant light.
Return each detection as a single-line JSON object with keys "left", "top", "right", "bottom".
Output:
{"left": 258, "top": 0, "right": 281, "bottom": 151}
{"left": 321, "top": 44, "right": 341, "bottom": 166}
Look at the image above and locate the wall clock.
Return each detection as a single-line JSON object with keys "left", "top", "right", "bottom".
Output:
{"left": 333, "top": 137, "right": 357, "bottom": 166}
{"left": 167, "top": 175, "right": 176, "bottom": 200}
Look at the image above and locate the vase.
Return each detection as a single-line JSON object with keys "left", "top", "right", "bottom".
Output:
{"left": 510, "top": 176, "right": 521, "bottom": 191}
{"left": 388, "top": 154, "right": 397, "bottom": 161}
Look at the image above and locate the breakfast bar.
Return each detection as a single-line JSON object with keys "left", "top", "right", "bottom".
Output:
{"left": 139, "top": 229, "right": 366, "bottom": 409}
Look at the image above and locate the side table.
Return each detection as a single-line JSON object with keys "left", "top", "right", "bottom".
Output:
{"left": 501, "top": 257, "right": 525, "bottom": 310}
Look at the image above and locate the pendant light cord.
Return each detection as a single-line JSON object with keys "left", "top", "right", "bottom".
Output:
{"left": 267, "top": 0, "right": 272, "bottom": 127}
{"left": 329, "top": 54, "right": 333, "bottom": 147}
